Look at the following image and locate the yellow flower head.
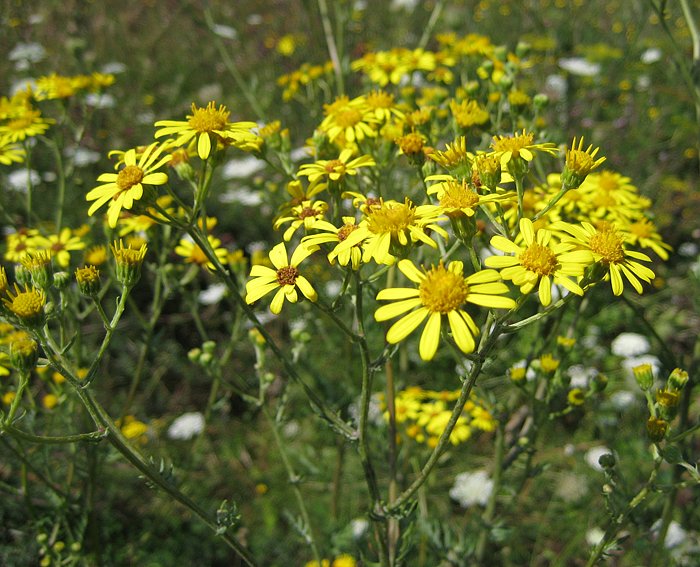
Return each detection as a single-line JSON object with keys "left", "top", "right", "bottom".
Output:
{"left": 490, "top": 130, "right": 558, "bottom": 178}
{"left": 335, "top": 198, "right": 447, "bottom": 265}
{"left": 375, "top": 259, "right": 515, "bottom": 360}
{"left": 154, "top": 101, "right": 259, "bottom": 160}
{"left": 0, "top": 136, "right": 25, "bottom": 165}
{"left": 485, "top": 218, "right": 593, "bottom": 306}
{"left": 245, "top": 242, "right": 318, "bottom": 314}
{"left": 562, "top": 137, "right": 606, "bottom": 189}
{"left": 4, "top": 284, "right": 46, "bottom": 325}
{"left": 552, "top": 221, "right": 655, "bottom": 296}
{"left": 174, "top": 235, "right": 228, "bottom": 271}
{"left": 111, "top": 240, "right": 147, "bottom": 287}
{"left": 87, "top": 142, "right": 171, "bottom": 228}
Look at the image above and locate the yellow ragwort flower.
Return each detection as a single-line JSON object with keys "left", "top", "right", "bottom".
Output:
{"left": 552, "top": 221, "right": 655, "bottom": 296}
{"left": 485, "top": 218, "right": 593, "bottom": 306}
{"left": 375, "top": 259, "right": 515, "bottom": 360}
{"left": 245, "top": 242, "right": 318, "bottom": 314}
{"left": 4, "top": 284, "right": 46, "bottom": 325}
{"left": 174, "top": 235, "right": 228, "bottom": 271}
{"left": 154, "top": 101, "right": 259, "bottom": 160}
{"left": 561, "top": 136, "right": 606, "bottom": 189}
{"left": 87, "top": 142, "right": 170, "bottom": 228}
{"left": 335, "top": 198, "right": 447, "bottom": 265}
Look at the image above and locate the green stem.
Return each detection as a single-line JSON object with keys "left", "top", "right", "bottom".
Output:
{"left": 203, "top": 9, "right": 267, "bottom": 120}
{"left": 3, "top": 425, "right": 107, "bottom": 444}
{"left": 585, "top": 456, "right": 662, "bottom": 567}
{"left": 475, "top": 422, "right": 505, "bottom": 563}
{"left": 418, "top": 0, "right": 445, "bottom": 49}
{"left": 386, "top": 315, "right": 504, "bottom": 515}
{"left": 316, "top": 0, "right": 345, "bottom": 95}
{"left": 262, "top": 405, "right": 321, "bottom": 563}
{"left": 188, "top": 227, "right": 355, "bottom": 438}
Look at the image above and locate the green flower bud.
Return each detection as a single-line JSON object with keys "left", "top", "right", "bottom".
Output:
{"left": 10, "top": 335, "right": 39, "bottom": 373}
{"left": 633, "top": 363, "right": 654, "bottom": 391}
{"left": 668, "top": 368, "right": 689, "bottom": 391}
{"left": 647, "top": 417, "right": 668, "bottom": 442}
{"left": 75, "top": 265, "right": 101, "bottom": 297}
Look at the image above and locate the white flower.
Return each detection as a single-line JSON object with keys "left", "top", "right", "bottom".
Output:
{"left": 351, "top": 518, "right": 369, "bottom": 539}
{"left": 586, "top": 527, "right": 605, "bottom": 546}
{"left": 212, "top": 24, "right": 238, "bottom": 40}
{"left": 610, "top": 390, "right": 637, "bottom": 409}
{"left": 7, "top": 169, "right": 41, "bottom": 191}
{"left": 678, "top": 242, "right": 698, "bottom": 257}
{"left": 611, "top": 332, "right": 650, "bottom": 357}
{"left": 67, "top": 147, "right": 101, "bottom": 167}
{"left": 584, "top": 446, "right": 612, "bottom": 471}
{"left": 558, "top": 57, "right": 601, "bottom": 77}
{"left": 449, "top": 470, "right": 493, "bottom": 508}
{"left": 9, "top": 42, "right": 46, "bottom": 70}
{"left": 167, "top": 412, "right": 205, "bottom": 440}
{"left": 652, "top": 519, "right": 687, "bottom": 548}
{"left": 101, "top": 61, "right": 127, "bottom": 74}
{"left": 221, "top": 156, "right": 265, "bottom": 179}
{"left": 199, "top": 283, "right": 227, "bottom": 305}
{"left": 85, "top": 93, "right": 116, "bottom": 109}
{"left": 641, "top": 48, "right": 662, "bottom": 64}
{"left": 568, "top": 365, "right": 597, "bottom": 388}
{"left": 219, "top": 187, "right": 263, "bottom": 206}
{"left": 545, "top": 74, "right": 568, "bottom": 100}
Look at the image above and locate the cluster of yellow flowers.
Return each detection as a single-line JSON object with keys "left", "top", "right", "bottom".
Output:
{"left": 62, "top": 33, "right": 668, "bottom": 368}
{"left": 0, "top": 73, "right": 115, "bottom": 165}
{"left": 385, "top": 387, "right": 496, "bottom": 447}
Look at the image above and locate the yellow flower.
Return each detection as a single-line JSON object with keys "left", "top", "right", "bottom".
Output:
{"left": 4, "top": 284, "right": 46, "bottom": 325}
{"left": 485, "top": 218, "right": 593, "bottom": 306}
{"left": 335, "top": 198, "right": 447, "bottom": 265}
{"left": 0, "top": 136, "right": 25, "bottom": 165}
{"left": 561, "top": 136, "right": 606, "bottom": 189}
{"left": 273, "top": 200, "right": 334, "bottom": 241}
{"left": 33, "top": 228, "right": 86, "bottom": 268}
{"left": 297, "top": 148, "right": 376, "bottom": 191}
{"left": 450, "top": 99, "right": 489, "bottom": 129}
{"left": 84, "top": 245, "right": 108, "bottom": 266}
{"left": 302, "top": 217, "right": 363, "bottom": 270}
{"left": 319, "top": 95, "right": 379, "bottom": 144}
{"left": 87, "top": 142, "right": 170, "bottom": 228}
{"left": 245, "top": 242, "right": 318, "bottom": 314}
{"left": 622, "top": 217, "right": 672, "bottom": 260}
{"left": 375, "top": 259, "right": 515, "bottom": 360}
{"left": 111, "top": 240, "right": 148, "bottom": 287}
{"left": 155, "top": 101, "right": 258, "bottom": 160}
{"left": 174, "top": 235, "right": 228, "bottom": 271}
{"left": 552, "top": 221, "right": 655, "bottom": 296}
{"left": 540, "top": 353, "right": 560, "bottom": 372}
{"left": 42, "top": 394, "right": 59, "bottom": 410}
{"left": 567, "top": 388, "right": 586, "bottom": 406}
{"left": 429, "top": 136, "right": 472, "bottom": 172}
{"left": 427, "top": 176, "right": 515, "bottom": 218}
{"left": 0, "top": 100, "right": 54, "bottom": 142}
{"left": 490, "top": 130, "right": 558, "bottom": 177}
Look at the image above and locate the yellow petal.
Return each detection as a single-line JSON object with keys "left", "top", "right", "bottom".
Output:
{"left": 419, "top": 312, "right": 441, "bottom": 361}
{"left": 386, "top": 308, "right": 429, "bottom": 344}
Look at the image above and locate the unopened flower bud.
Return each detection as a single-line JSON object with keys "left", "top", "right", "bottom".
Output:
{"left": 53, "top": 271, "right": 71, "bottom": 290}
{"left": 21, "top": 251, "right": 52, "bottom": 290}
{"left": 10, "top": 335, "right": 39, "bottom": 373}
{"left": 647, "top": 417, "right": 668, "bottom": 442}
{"left": 667, "top": 368, "right": 689, "bottom": 391}
{"left": 111, "top": 240, "right": 147, "bottom": 288}
{"left": 202, "top": 340, "right": 216, "bottom": 355}
{"left": 633, "top": 363, "right": 654, "bottom": 391}
{"left": 75, "top": 265, "right": 101, "bottom": 296}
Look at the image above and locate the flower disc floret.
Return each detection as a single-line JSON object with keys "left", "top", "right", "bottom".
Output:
{"left": 419, "top": 264, "right": 470, "bottom": 313}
